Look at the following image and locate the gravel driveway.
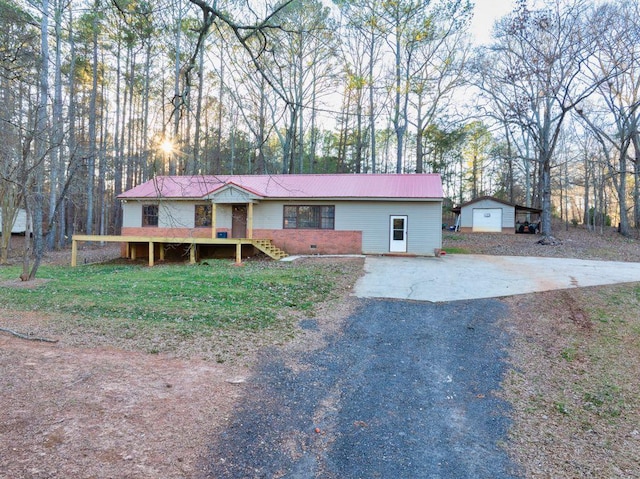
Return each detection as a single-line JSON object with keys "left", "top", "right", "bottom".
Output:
{"left": 203, "top": 298, "right": 519, "bottom": 478}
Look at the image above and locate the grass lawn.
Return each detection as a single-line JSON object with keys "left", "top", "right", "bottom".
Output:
{"left": 442, "top": 246, "right": 470, "bottom": 254}
{"left": 0, "top": 259, "right": 356, "bottom": 341}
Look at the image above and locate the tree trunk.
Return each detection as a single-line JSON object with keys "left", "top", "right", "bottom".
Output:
{"left": 632, "top": 133, "right": 640, "bottom": 231}
{"left": 309, "top": 64, "right": 318, "bottom": 173}
{"left": 256, "top": 79, "right": 266, "bottom": 174}
{"left": 540, "top": 159, "right": 552, "bottom": 237}
{"left": 86, "top": 3, "right": 100, "bottom": 236}
{"left": 615, "top": 148, "right": 630, "bottom": 236}
{"left": 48, "top": 0, "right": 64, "bottom": 250}
{"left": 141, "top": 40, "right": 151, "bottom": 180}
{"left": 170, "top": 2, "right": 183, "bottom": 176}
{"left": 98, "top": 73, "right": 108, "bottom": 236}
{"left": 27, "top": 0, "right": 50, "bottom": 281}
{"left": 369, "top": 27, "right": 376, "bottom": 174}
{"left": 415, "top": 95, "right": 424, "bottom": 174}
{"left": 297, "top": 37, "right": 305, "bottom": 173}
{"left": 125, "top": 51, "right": 136, "bottom": 183}
{"left": 393, "top": 29, "right": 403, "bottom": 174}
{"left": 215, "top": 37, "right": 224, "bottom": 174}
{"left": 112, "top": 36, "right": 123, "bottom": 233}
{"left": 583, "top": 149, "right": 590, "bottom": 227}
{"left": 355, "top": 91, "right": 363, "bottom": 174}
{"left": 192, "top": 38, "right": 205, "bottom": 174}
{"left": 64, "top": 6, "right": 77, "bottom": 243}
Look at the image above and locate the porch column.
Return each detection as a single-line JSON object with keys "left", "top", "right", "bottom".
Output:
{"left": 148, "top": 241, "right": 154, "bottom": 267}
{"left": 247, "top": 202, "right": 253, "bottom": 239}
{"left": 159, "top": 244, "right": 165, "bottom": 261}
{"left": 190, "top": 243, "right": 196, "bottom": 264}
{"left": 211, "top": 202, "right": 217, "bottom": 239}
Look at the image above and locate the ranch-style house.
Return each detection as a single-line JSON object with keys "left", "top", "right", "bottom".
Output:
{"left": 71, "top": 174, "right": 444, "bottom": 266}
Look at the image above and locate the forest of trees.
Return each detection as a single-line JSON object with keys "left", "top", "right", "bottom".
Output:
{"left": 1, "top": 0, "right": 640, "bottom": 279}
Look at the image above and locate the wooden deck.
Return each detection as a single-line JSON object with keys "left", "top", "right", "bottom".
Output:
{"left": 71, "top": 235, "right": 288, "bottom": 267}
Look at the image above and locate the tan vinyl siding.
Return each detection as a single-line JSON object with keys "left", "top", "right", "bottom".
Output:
{"left": 124, "top": 201, "right": 230, "bottom": 229}
{"left": 122, "top": 202, "right": 142, "bottom": 227}
{"left": 158, "top": 202, "right": 193, "bottom": 228}
{"left": 252, "top": 202, "right": 285, "bottom": 229}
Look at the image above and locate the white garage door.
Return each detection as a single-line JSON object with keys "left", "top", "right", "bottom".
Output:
{"left": 472, "top": 208, "right": 502, "bottom": 232}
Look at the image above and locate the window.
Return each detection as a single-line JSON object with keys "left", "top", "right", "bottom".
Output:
{"left": 195, "top": 204, "right": 212, "bottom": 227}
{"left": 283, "top": 205, "right": 335, "bottom": 229}
{"left": 142, "top": 205, "right": 159, "bottom": 227}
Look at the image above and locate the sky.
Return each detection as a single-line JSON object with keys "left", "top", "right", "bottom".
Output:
{"left": 469, "top": 0, "right": 517, "bottom": 44}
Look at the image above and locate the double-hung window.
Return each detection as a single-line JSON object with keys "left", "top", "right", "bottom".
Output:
{"left": 283, "top": 205, "right": 335, "bottom": 229}
{"left": 194, "top": 204, "right": 212, "bottom": 227}
{"left": 142, "top": 205, "right": 159, "bottom": 227}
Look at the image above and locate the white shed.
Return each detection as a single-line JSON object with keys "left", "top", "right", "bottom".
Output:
{"left": 0, "top": 208, "right": 29, "bottom": 234}
{"left": 452, "top": 197, "right": 540, "bottom": 234}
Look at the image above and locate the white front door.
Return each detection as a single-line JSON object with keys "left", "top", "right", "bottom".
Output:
{"left": 389, "top": 215, "right": 408, "bottom": 252}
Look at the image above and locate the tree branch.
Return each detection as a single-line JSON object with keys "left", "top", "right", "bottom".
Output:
{"left": 0, "top": 327, "right": 58, "bottom": 343}
{"left": 184, "top": 0, "right": 295, "bottom": 106}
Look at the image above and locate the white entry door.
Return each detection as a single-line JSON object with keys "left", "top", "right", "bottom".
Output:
{"left": 389, "top": 215, "right": 408, "bottom": 252}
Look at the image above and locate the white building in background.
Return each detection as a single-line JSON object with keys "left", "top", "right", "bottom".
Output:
{"left": 0, "top": 208, "right": 30, "bottom": 234}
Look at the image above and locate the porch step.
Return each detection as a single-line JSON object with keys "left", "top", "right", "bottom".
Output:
{"left": 252, "top": 239, "right": 289, "bottom": 260}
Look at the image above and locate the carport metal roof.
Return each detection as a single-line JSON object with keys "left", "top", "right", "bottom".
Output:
{"left": 450, "top": 196, "right": 541, "bottom": 214}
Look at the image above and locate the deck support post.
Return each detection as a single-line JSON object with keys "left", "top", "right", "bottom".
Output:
{"left": 148, "top": 241, "right": 154, "bottom": 267}
{"left": 69, "top": 235, "right": 280, "bottom": 266}
{"left": 71, "top": 239, "right": 78, "bottom": 267}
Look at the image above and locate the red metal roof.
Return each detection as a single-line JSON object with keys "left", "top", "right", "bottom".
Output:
{"left": 118, "top": 174, "right": 443, "bottom": 200}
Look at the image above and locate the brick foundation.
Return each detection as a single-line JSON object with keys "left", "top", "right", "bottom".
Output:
{"left": 253, "top": 229, "right": 362, "bottom": 255}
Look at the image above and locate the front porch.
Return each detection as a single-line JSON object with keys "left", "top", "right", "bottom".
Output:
{"left": 70, "top": 235, "right": 288, "bottom": 267}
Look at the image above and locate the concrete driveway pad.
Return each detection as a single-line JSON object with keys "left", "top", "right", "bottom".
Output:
{"left": 354, "top": 254, "right": 640, "bottom": 302}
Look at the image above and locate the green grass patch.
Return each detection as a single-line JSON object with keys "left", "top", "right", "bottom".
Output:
{"left": 560, "top": 346, "right": 577, "bottom": 362}
{"left": 0, "top": 260, "right": 348, "bottom": 331}
{"left": 442, "top": 247, "right": 470, "bottom": 254}
{"left": 443, "top": 233, "right": 465, "bottom": 241}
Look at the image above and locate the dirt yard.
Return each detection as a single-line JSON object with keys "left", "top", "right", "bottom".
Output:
{"left": 0, "top": 331, "right": 246, "bottom": 478}
{"left": 1, "top": 224, "right": 639, "bottom": 478}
